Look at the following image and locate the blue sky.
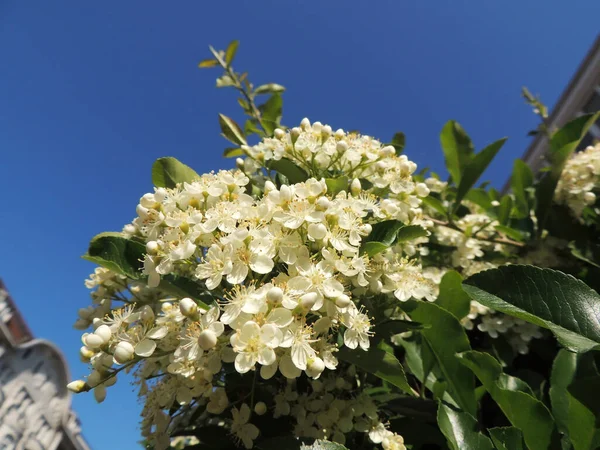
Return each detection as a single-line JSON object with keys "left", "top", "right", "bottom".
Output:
{"left": 0, "top": 1, "right": 598, "bottom": 448}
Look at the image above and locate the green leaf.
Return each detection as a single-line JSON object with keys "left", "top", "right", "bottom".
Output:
{"left": 337, "top": 346, "right": 417, "bottom": 396}
{"left": 244, "top": 119, "right": 264, "bottom": 137}
{"left": 463, "top": 265, "right": 600, "bottom": 352}
{"left": 408, "top": 301, "right": 477, "bottom": 415}
{"left": 550, "top": 350, "right": 596, "bottom": 450}
{"left": 436, "top": 271, "right": 471, "bottom": 320}
{"left": 457, "top": 351, "right": 555, "bottom": 450}
{"left": 390, "top": 132, "right": 406, "bottom": 155}
{"left": 454, "top": 138, "right": 507, "bottom": 212}
{"left": 254, "top": 83, "right": 286, "bottom": 95}
{"left": 223, "top": 147, "right": 245, "bottom": 158}
{"left": 325, "top": 177, "right": 348, "bottom": 196}
{"left": 535, "top": 112, "right": 600, "bottom": 234}
{"left": 440, "top": 120, "right": 475, "bottom": 185}
{"left": 488, "top": 427, "right": 524, "bottom": 450}
{"left": 360, "top": 221, "right": 427, "bottom": 256}
{"left": 422, "top": 195, "right": 447, "bottom": 216}
{"left": 437, "top": 403, "right": 494, "bottom": 450}
{"left": 494, "top": 225, "right": 525, "bottom": 242}
{"left": 152, "top": 157, "right": 200, "bottom": 188}
{"left": 198, "top": 58, "right": 219, "bottom": 68}
{"left": 496, "top": 195, "right": 513, "bottom": 225}
{"left": 465, "top": 188, "right": 493, "bottom": 210}
{"left": 218, "top": 114, "right": 247, "bottom": 145}
{"left": 511, "top": 159, "right": 534, "bottom": 218}
{"left": 261, "top": 93, "right": 283, "bottom": 136}
{"left": 82, "top": 232, "right": 145, "bottom": 279}
{"left": 568, "top": 376, "right": 600, "bottom": 420}
{"left": 372, "top": 319, "right": 426, "bottom": 345}
{"left": 395, "top": 225, "right": 429, "bottom": 243}
{"left": 361, "top": 242, "right": 390, "bottom": 257}
{"left": 267, "top": 159, "right": 308, "bottom": 184}
{"left": 569, "top": 241, "right": 600, "bottom": 269}
{"left": 224, "top": 40, "right": 239, "bottom": 66}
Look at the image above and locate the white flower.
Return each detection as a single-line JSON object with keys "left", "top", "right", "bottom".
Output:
{"left": 342, "top": 306, "right": 372, "bottom": 350}
{"left": 206, "top": 387, "right": 229, "bottom": 414}
{"left": 231, "top": 403, "right": 260, "bottom": 449}
{"left": 231, "top": 321, "right": 282, "bottom": 373}
{"left": 195, "top": 244, "right": 233, "bottom": 290}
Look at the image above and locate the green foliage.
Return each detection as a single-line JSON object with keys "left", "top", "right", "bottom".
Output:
{"left": 82, "top": 232, "right": 145, "bottom": 279}
{"left": 488, "top": 427, "right": 524, "bottom": 450}
{"left": 453, "top": 138, "right": 507, "bottom": 212}
{"left": 360, "top": 220, "right": 428, "bottom": 256}
{"left": 390, "top": 132, "right": 406, "bottom": 155}
{"left": 218, "top": 113, "right": 247, "bottom": 145}
{"left": 152, "top": 157, "right": 200, "bottom": 188}
{"left": 440, "top": 120, "right": 474, "bottom": 185}
{"left": 337, "top": 345, "right": 417, "bottom": 396}
{"left": 550, "top": 350, "right": 597, "bottom": 450}
{"left": 437, "top": 403, "right": 493, "bottom": 450}
{"left": 408, "top": 301, "right": 477, "bottom": 415}
{"left": 457, "top": 351, "right": 555, "bottom": 450}
{"left": 463, "top": 265, "right": 600, "bottom": 352}
{"left": 435, "top": 271, "right": 471, "bottom": 320}
{"left": 267, "top": 159, "right": 308, "bottom": 184}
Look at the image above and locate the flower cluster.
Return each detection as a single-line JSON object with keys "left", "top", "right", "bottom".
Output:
{"left": 70, "top": 120, "right": 443, "bottom": 449}
{"left": 271, "top": 369, "right": 406, "bottom": 450}
{"left": 555, "top": 143, "right": 600, "bottom": 221}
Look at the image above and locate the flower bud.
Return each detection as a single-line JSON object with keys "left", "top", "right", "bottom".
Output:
{"left": 321, "top": 125, "right": 332, "bottom": 141}
{"left": 80, "top": 346, "right": 95, "bottom": 362}
{"left": 336, "top": 141, "right": 348, "bottom": 154}
{"left": 290, "top": 127, "right": 301, "bottom": 144}
{"left": 254, "top": 401, "right": 268, "bottom": 416}
{"left": 316, "top": 197, "right": 331, "bottom": 210}
{"left": 306, "top": 357, "right": 325, "bottom": 378}
{"left": 146, "top": 241, "right": 159, "bottom": 255}
{"left": 300, "top": 117, "right": 311, "bottom": 130}
{"left": 300, "top": 292, "right": 318, "bottom": 310}
{"left": 123, "top": 224, "right": 137, "bottom": 235}
{"left": 491, "top": 200, "right": 500, "bottom": 207}
{"left": 83, "top": 333, "right": 104, "bottom": 349}
{"left": 380, "top": 145, "right": 395, "bottom": 157}
{"left": 415, "top": 183, "right": 430, "bottom": 198}
{"left": 308, "top": 223, "right": 328, "bottom": 240}
{"left": 264, "top": 180, "right": 276, "bottom": 194}
{"left": 351, "top": 178, "right": 361, "bottom": 196}
{"left": 266, "top": 286, "right": 284, "bottom": 304}
{"left": 179, "top": 297, "right": 198, "bottom": 317}
{"left": 274, "top": 128, "right": 285, "bottom": 139}
{"left": 235, "top": 158, "right": 244, "bottom": 169}
{"left": 584, "top": 191, "right": 596, "bottom": 205}
{"left": 335, "top": 294, "right": 351, "bottom": 308}
{"left": 67, "top": 380, "right": 88, "bottom": 393}
{"left": 198, "top": 329, "right": 218, "bottom": 350}
{"left": 94, "top": 325, "right": 112, "bottom": 344}
{"left": 113, "top": 341, "right": 135, "bottom": 365}
{"left": 334, "top": 128, "right": 345, "bottom": 140}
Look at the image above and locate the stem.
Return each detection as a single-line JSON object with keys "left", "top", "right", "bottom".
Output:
{"left": 215, "top": 55, "right": 268, "bottom": 135}
{"left": 250, "top": 369, "right": 258, "bottom": 409}
{"left": 430, "top": 218, "right": 525, "bottom": 248}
